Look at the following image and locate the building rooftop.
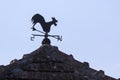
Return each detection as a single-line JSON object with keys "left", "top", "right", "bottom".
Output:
{"left": 0, "top": 44, "right": 118, "bottom": 80}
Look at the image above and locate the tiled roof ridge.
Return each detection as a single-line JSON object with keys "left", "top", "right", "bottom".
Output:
{"left": 0, "top": 44, "right": 118, "bottom": 80}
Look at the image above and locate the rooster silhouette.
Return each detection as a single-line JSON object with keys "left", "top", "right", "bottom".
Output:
{"left": 31, "top": 14, "right": 58, "bottom": 33}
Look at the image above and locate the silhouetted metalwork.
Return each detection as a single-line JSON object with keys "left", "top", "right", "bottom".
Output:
{"left": 31, "top": 14, "right": 58, "bottom": 33}
{"left": 31, "top": 14, "right": 62, "bottom": 45}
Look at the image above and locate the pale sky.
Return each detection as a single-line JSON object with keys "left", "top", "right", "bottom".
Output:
{"left": 0, "top": 0, "right": 120, "bottom": 78}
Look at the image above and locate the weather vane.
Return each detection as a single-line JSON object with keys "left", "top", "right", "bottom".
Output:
{"left": 31, "top": 14, "right": 62, "bottom": 45}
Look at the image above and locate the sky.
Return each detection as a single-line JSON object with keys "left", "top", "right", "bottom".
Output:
{"left": 0, "top": 0, "right": 120, "bottom": 78}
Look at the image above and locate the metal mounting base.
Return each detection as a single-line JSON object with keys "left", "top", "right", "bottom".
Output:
{"left": 42, "top": 38, "right": 51, "bottom": 45}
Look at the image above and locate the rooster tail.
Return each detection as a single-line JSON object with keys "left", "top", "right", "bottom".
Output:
{"left": 31, "top": 14, "right": 45, "bottom": 25}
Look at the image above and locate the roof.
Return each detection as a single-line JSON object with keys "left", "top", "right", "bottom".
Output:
{"left": 0, "top": 44, "right": 118, "bottom": 80}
